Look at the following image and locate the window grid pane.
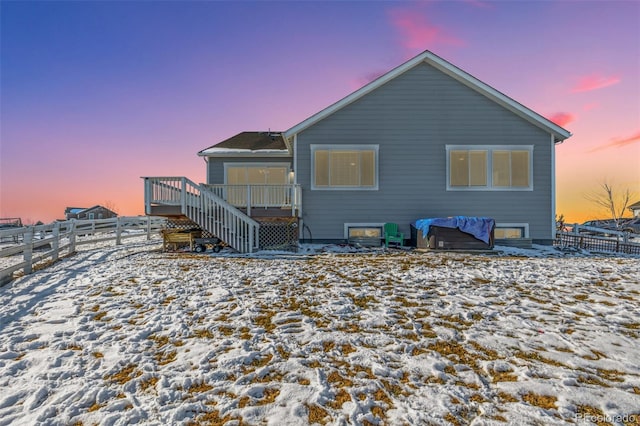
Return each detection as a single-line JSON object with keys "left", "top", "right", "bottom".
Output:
{"left": 450, "top": 151, "right": 469, "bottom": 186}
{"left": 227, "top": 167, "right": 246, "bottom": 185}
{"left": 469, "top": 151, "right": 487, "bottom": 186}
{"left": 315, "top": 151, "right": 329, "bottom": 187}
{"left": 511, "top": 151, "right": 529, "bottom": 187}
{"left": 492, "top": 151, "right": 511, "bottom": 187}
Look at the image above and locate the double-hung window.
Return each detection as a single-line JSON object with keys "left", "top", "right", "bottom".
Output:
{"left": 311, "top": 145, "right": 378, "bottom": 190}
{"left": 447, "top": 145, "right": 533, "bottom": 190}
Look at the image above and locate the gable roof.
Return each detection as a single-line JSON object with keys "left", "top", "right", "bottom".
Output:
{"left": 65, "top": 207, "right": 86, "bottom": 214}
{"left": 198, "top": 131, "right": 290, "bottom": 157}
{"left": 629, "top": 201, "right": 640, "bottom": 210}
{"left": 65, "top": 206, "right": 116, "bottom": 216}
{"left": 283, "top": 50, "right": 571, "bottom": 143}
{"left": 82, "top": 205, "right": 116, "bottom": 214}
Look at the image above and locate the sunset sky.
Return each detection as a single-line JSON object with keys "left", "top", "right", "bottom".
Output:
{"left": 1, "top": 0, "right": 639, "bottom": 224}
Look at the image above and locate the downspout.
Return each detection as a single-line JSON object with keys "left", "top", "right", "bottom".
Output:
{"left": 293, "top": 134, "right": 298, "bottom": 185}
{"left": 551, "top": 133, "right": 556, "bottom": 242}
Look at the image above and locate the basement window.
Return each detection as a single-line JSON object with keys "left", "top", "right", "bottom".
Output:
{"left": 345, "top": 223, "right": 384, "bottom": 246}
{"left": 494, "top": 224, "right": 529, "bottom": 239}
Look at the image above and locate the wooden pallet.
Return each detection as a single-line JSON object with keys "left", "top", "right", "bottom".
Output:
{"left": 161, "top": 229, "right": 202, "bottom": 251}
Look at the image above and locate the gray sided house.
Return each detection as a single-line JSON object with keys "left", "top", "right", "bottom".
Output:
{"left": 144, "top": 50, "right": 571, "bottom": 252}
{"left": 65, "top": 205, "right": 118, "bottom": 220}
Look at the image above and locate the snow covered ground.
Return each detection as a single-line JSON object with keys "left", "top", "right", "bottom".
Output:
{"left": 0, "top": 239, "right": 639, "bottom": 426}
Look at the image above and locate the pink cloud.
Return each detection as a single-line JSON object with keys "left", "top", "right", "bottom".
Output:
{"left": 547, "top": 112, "right": 576, "bottom": 127}
{"left": 582, "top": 102, "right": 599, "bottom": 111}
{"left": 571, "top": 74, "right": 621, "bottom": 93}
{"left": 352, "top": 70, "right": 388, "bottom": 89}
{"left": 388, "top": 8, "right": 464, "bottom": 51}
{"left": 588, "top": 130, "right": 640, "bottom": 152}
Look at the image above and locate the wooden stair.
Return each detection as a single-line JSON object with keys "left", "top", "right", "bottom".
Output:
{"left": 144, "top": 177, "right": 260, "bottom": 253}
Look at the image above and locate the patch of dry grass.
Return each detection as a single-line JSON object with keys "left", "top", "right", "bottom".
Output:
{"left": 327, "top": 371, "right": 353, "bottom": 388}
{"left": 139, "top": 376, "right": 159, "bottom": 391}
{"left": 306, "top": 403, "right": 329, "bottom": 425}
{"left": 192, "top": 329, "right": 214, "bottom": 339}
{"left": 514, "top": 351, "right": 567, "bottom": 368}
{"left": 155, "top": 350, "right": 177, "bottom": 366}
{"left": 522, "top": 392, "right": 557, "bottom": 410}
{"left": 105, "top": 364, "right": 141, "bottom": 385}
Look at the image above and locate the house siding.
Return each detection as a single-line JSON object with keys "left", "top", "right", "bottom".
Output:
{"left": 206, "top": 157, "right": 293, "bottom": 184}
{"left": 295, "top": 62, "right": 555, "bottom": 243}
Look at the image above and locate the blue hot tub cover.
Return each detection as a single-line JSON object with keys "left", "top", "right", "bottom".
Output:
{"left": 414, "top": 216, "right": 495, "bottom": 245}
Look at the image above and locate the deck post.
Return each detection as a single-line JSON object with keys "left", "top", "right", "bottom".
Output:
{"left": 249, "top": 223, "right": 255, "bottom": 253}
{"left": 146, "top": 217, "right": 152, "bottom": 240}
{"left": 180, "top": 177, "right": 187, "bottom": 214}
{"left": 246, "top": 185, "right": 252, "bottom": 217}
{"left": 144, "top": 178, "right": 151, "bottom": 215}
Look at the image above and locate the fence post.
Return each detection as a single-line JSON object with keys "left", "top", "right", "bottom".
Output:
{"left": 116, "top": 217, "right": 122, "bottom": 245}
{"left": 147, "top": 217, "right": 152, "bottom": 240}
{"left": 52, "top": 222, "right": 60, "bottom": 262}
{"left": 24, "top": 227, "right": 34, "bottom": 275}
{"left": 69, "top": 220, "right": 77, "bottom": 253}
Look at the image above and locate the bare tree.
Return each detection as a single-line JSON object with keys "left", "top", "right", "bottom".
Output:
{"left": 585, "top": 182, "right": 634, "bottom": 229}
{"left": 103, "top": 200, "right": 119, "bottom": 214}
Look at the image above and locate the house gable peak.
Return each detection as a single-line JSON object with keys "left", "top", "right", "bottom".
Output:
{"left": 283, "top": 50, "right": 571, "bottom": 143}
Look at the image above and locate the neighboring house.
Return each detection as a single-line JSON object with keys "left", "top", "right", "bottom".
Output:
{"left": 65, "top": 205, "right": 117, "bottom": 220}
{"left": 629, "top": 201, "right": 640, "bottom": 217}
{"left": 144, "top": 50, "right": 571, "bottom": 252}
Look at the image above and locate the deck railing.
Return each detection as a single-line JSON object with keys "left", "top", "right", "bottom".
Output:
{"left": 144, "top": 177, "right": 185, "bottom": 208}
{"left": 202, "top": 184, "right": 301, "bottom": 216}
{"left": 143, "top": 177, "right": 260, "bottom": 253}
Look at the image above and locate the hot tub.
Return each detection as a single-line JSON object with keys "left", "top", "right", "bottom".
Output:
{"left": 411, "top": 217, "right": 495, "bottom": 250}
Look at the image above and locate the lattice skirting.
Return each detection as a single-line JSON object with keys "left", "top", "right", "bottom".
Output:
{"left": 163, "top": 217, "right": 213, "bottom": 241}
{"left": 258, "top": 218, "right": 299, "bottom": 251}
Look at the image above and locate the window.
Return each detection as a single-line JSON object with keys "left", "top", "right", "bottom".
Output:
{"left": 225, "top": 164, "right": 289, "bottom": 185}
{"left": 344, "top": 223, "right": 384, "bottom": 246}
{"left": 223, "top": 163, "right": 290, "bottom": 207}
{"left": 494, "top": 223, "right": 529, "bottom": 239}
{"left": 447, "top": 145, "right": 533, "bottom": 190}
{"left": 347, "top": 227, "right": 382, "bottom": 239}
{"left": 311, "top": 145, "right": 378, "bottom": 190}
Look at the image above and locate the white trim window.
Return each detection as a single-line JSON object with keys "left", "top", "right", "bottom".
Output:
{"left": 224, "top": 163, "right": 290, "bottom": 185}
{"left": 495, "top": 223, "right": 529, "bottom": 239}
{"left": 343, "top": 223, "right": 385, "bottom": 239}
{"left": 311, "top": 145, "right": 378, "bottom": 190}
{"left": 446, "top": 145, "right": 533, "bottom": 191}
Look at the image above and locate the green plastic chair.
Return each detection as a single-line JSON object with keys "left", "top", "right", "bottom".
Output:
{"left": 384, "top": 223, "right": 404, "bottom": 247}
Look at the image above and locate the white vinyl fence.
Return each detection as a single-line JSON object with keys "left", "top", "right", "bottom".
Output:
{"left": 0, "top": 216, "right": 166, "bottom": 286}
